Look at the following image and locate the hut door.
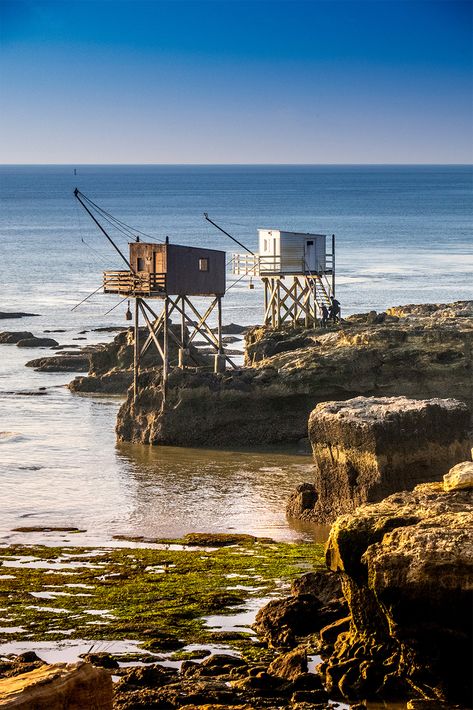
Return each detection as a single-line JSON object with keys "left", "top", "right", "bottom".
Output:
{"left": 305, "top": 240, "right": 316, "bottom": 272}
{"left": 154, "top": 251, "right": 165, "bottom": 274}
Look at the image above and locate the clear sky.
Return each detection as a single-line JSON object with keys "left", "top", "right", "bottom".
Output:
{"left": 0, "top": 0, "right": 472, "bottom": 164}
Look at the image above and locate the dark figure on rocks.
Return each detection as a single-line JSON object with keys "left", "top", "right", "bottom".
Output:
{"left": 329, "top": 297, "right": 341, "bottom": 323}
{"left": 321, "top": 304, "right": 329, "bottom": 327}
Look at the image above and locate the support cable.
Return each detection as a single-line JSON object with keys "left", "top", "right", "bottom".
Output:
{"left": 71, "top": 284, "right": 104, "bottom": 312}
{"left": 203, "top": 213, "right": 254, "bottom": 256}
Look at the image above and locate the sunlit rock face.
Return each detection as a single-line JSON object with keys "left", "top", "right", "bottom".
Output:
{"left": 0, "top": 661, "right": 113, "bottom": 709}
{"left": 286, "top": 395, "right": 472, "bottom": 523}
{"left": 321, "top": 479, "right": 473, "bottom": 705}
{"left": 116, "top": 300, "right": 473, "bottom": 447}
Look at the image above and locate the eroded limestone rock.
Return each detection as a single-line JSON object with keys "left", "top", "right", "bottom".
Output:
{"left": 267, "top": 647, "right": 308, "bottom": 681}
{"left": 16, "top": 336, "right": 58, "bottom": 348}
{"left": 116, "top": 300, "right": 473, "bottom": 447}
{"left": 0, "top": 661, "right": 113, "bottom": 709}
{"left": 443, "top": 460, "right": 473, "bottom": 492}
{"left": 322, "top": 482, "right": 473, "bottom": 704}
{"left": 26, "top": 354, "right": 91, "bottom": 372}
{"left": 289, "top": 396, "right": 472, "bottom": 522}
{"left": 70, "top": 325, "right": 210, "bottom": 395}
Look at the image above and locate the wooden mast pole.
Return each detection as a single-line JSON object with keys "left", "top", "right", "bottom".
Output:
{"left": 162, "top": 296, "right": 169, "bottom": 402}
{"left": 214, "top": 295, "right": 225, "bottom": 373}
{"left": 133, "top": 297, "right": 140, "bottom": 404}
{"left": 332, "top": 234, "right": 336, "bottom": 297}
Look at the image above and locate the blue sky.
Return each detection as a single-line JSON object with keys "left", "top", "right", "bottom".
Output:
{"left": 1, "top": 0, "right": 472, "bottom": 163}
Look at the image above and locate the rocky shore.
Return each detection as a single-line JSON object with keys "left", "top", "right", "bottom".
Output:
{"left": 69, "top": 325, "right": 210, "bottom": 394}
{"left": 287, "top": 395, "right": 472, "bottom": 522}
{"left": 3, "top": 464, "right": 471, "bottom": 708}
{"left": 322, "top": 471, "right": 473, "bottom": 706}
{"left": 2, "top": 300, "right": 472, "bottom": 708}
{"left": 115, "top": 300, "right": 473, "bottom": 446}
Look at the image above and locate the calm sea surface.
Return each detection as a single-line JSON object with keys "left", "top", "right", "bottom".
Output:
{"left": 0, "top": 165, "right": 472, "bottom": 545}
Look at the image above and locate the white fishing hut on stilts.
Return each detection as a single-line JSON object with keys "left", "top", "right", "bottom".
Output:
{"left": 230, "top": 229, "right": 336, "bottom": 328}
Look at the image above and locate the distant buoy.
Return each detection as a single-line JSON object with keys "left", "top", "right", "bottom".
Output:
{"left": 248, "top": 277, "right": 254, "bottom": 290}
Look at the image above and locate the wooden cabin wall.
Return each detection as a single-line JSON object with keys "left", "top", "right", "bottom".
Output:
{"left": 166, "top": 245, "right": 226, "bottom": 296}
{"left": 129, "top": 242, "right": 225, "bottom": 295}
{"left": 130, "top": 243, "right": 167, "bottom": 274}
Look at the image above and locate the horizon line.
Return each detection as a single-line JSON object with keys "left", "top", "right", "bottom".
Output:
{"left": 1, "top": 162, "right": 472, "bottom": 167}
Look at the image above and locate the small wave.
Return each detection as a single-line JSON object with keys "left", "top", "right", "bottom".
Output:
{"left": 0, "top": 432, "right": 26, "bottom": 443}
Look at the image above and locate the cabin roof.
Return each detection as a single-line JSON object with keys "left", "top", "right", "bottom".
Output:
{"left": 257, "top": 229, "right": 327, "bottom": 237}
{"left": 129, "top": 241, "right": 226, "bottom": 255}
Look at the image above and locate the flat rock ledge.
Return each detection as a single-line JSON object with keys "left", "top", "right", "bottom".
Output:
{"left": 287, "top": 395, "right": 472, "bottom": 523}
{"left": 320, "top": 476, "right": 473, "bottom": 705}
{"left": 0, "top": 661, "right": 112, "bottom": 709}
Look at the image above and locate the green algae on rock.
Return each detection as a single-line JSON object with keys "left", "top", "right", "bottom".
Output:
{"left": 0, "top": 539, "right": 324, "bottom": 658}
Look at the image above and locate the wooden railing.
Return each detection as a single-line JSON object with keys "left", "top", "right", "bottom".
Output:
{"left": 103, "top": 270, "right": 166, "bottom": 295}
{"left": 229, "top": 253, "right": 334, "bottom": 276}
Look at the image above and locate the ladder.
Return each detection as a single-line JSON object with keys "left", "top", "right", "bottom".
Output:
{"left": 304, "top": 262, "right": 333, "bottom": 313}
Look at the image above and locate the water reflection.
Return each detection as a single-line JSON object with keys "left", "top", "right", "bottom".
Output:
{"left": 116, "top": 442, "right": 322, "bottom": 542}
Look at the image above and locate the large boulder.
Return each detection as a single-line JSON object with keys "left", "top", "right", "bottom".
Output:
{"left": 0, "top": 661, "right": 113, "bottom": 709}
{"left": 321, "top": 474, "right": 473, "bottom": 704}
{"left": 443, "top": 460, "right": 473, "bottom": 492}
{"left": 253, "top": 570, "right": 347, "bottom": 649}
{"left": 288, "top": 396, "right": 472, "bottom": 522}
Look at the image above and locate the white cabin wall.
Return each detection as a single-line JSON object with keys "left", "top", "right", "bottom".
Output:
{"left": 280, "top": 232, "right": 306, "bottom": 273}
{"left": 257, "top": 229, "right": 327, "bottom": 274}
{"left": 314, "top": 235, "right": 326, "bottom": 271}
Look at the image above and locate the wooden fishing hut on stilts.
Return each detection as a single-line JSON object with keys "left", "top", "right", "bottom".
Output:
{"left": 74, "top": 190, "right": 236, "bottom": 404}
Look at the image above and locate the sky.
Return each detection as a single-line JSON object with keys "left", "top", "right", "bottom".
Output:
{"left": 0, "top": 0, "right": 472, "bottom": 164}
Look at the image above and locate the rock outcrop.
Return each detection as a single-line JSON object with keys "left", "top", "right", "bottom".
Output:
{"left": 0, "top": 312, "right": 39, "bottom": 320}
{"left": 116, "top": 300, "right": 473, "bottom": 447}
{"left": 16, "top": 336, "right": 59, "bottom": 348}
{"left": 25, "top": 354, "right": 91, "bottom": 372}
{"left": 287, "top": 396, "right": 472, "bottom": 523}
{"left": 443, "top": 460, "right": 473, "bottom": 492}
{"left": 0, "top": 661, "right": 113, "bottom": 709}
{"left": 320, "top": 475, "right": 473, "bottom": 705}
{"left": 253, "top": 570, "right": 347, "bottom": 649}
{"left": 0, "top": 332, "right": 34, "bottom": 344}
{"left": 70, "top": 325, "right": 209, "bottom": 395}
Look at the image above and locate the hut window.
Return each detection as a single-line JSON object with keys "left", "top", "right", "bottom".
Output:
{"left": 137, "top": 257, "right": 145, "bottom": 271}
{"left": 199, "top": 258, "right": 209, "bottom": 272}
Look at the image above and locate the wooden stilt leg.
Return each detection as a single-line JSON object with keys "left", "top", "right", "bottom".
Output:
{"left": 214, "top": 295, "right": 225, "bottom": 373}
{"left": 133, "top": 298, "right": 140, "bottom": 403}
{"left": 162, "top": 297, "right": 169, "bottom": 402}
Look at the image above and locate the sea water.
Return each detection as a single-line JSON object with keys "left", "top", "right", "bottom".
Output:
{"left": 0, "top": 165, "right": 472, "bottom": 544}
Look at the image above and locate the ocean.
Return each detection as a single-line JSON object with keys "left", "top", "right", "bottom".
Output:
{"left": 0, "top": 164, "right": 472, "bottom": 545}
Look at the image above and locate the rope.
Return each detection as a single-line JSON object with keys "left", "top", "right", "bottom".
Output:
{"left": 76, "top": 190, "right": 164, "bottom": 243}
